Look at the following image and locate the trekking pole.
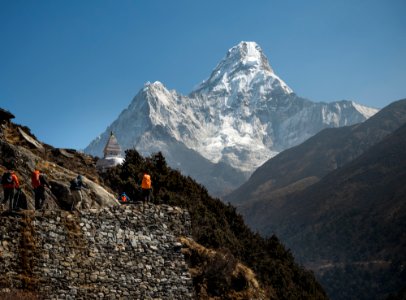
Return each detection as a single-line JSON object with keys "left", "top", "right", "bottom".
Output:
{"left": 13, "top": 189, "right": 21, "bottom": 211}
{"left": 43, "top": 185, "right": 53, "bottom": 209}
{"left": 71, "top": 198, "right": 75, "bottom": 211}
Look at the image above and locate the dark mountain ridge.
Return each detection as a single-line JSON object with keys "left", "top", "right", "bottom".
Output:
{"left": 223, "top": 99, "right": 406, "bottom": 299}
{"left": 278, "top": 122, "right": 406, "bottom": 257}
{"left": 268, "top": 121, "right": 406, "bottom": 300}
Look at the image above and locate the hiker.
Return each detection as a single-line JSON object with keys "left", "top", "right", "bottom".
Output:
{"left": 1, "top": 167, "right": 20, "bottom": 212}
{"left": 70, "top": 175, "right": 87, "bottom": 211}
{"left": 119, "top": 192, "right": 130, "bottom": 203}
{"left": 31, "top": 169, "right": 51, "bottom": 210}
{"left": 140, "top": 171, "right": 152, "bottom": 204}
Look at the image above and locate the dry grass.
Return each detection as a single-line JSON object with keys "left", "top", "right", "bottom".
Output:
{"left": 0, "top": 290, "right": 40, "bottom": 300}
{"left": 19, "top": 213, "right": 39, "bottom": 290}
{"left": 179, "top": 236, "right": 270, "bottom": 299}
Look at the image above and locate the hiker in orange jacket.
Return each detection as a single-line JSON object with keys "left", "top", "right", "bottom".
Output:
{"left": 31, "top": 169, "right": 51, "bottom": 210}
{"left": 2, "top": 169, "right": 20, "bottom": 212}
{"left": 140, "top": 171, "right": 152, "bottom": 204}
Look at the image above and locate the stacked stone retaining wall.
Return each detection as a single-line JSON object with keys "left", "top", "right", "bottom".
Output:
{"left": 0, "top": 204, "right": 195, "bottom": 299}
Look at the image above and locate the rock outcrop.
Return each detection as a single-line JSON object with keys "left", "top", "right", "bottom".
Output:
{"left": 0, "top": 121, "right": 119, "bottom": 211}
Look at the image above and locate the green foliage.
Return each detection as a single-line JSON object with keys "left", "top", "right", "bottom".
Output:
{"left": 101, "top": 149, "right": 327, "bottom": 299}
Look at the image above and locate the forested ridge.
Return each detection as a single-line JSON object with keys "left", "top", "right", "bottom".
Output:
{"left": 101, "top": 149, "right": 327, "bottom": 299}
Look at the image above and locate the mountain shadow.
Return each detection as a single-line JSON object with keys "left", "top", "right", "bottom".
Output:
{"left": 229, "top": 109, "right": 406, "bottom": 300}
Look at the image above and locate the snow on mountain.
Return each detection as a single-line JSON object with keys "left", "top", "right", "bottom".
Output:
{"left": 85, "top": 41, "right": 378, "bottom": 196}
{"left": 194, "top": 41, "right": 292, "bottom": 97}
{"left": 351, "top": 101, "right": 378, "bottom": 118}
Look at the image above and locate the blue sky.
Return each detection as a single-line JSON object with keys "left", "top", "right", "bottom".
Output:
{"left": 1, "top": 0, "right": 405, "bottom": 149}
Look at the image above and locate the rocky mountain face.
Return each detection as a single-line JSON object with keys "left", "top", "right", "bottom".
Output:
{"left": 224, "top": 99, "right": 406, "bottom": 300}
{"left": 85, "top": 41, "right": 377, "bottom": 197}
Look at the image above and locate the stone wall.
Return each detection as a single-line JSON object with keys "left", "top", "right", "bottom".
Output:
{"left": 0, "top": 204, "right": 195, "bottom": 299}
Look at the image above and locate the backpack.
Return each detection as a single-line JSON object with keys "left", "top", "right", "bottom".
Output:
{"left": 32, "top": 170, "right": 41, "bottom": 188}
{"left": 141, "top": 174, "right": 151, "bottom": 189}
{"left": 1, "top": 171, "right": 13, "bottom": 185}
{"left": 39, "top": 174, "right": 47, "bottom": 186}
{"left": 70, "top": 177, "right": 82, "bottom": 190}
{"left": 70, "top": 178, "right": 78, "bottom": 190}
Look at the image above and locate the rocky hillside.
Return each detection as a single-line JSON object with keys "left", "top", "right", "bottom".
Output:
{"left": 0, "top": 119, "right": 118, "bottom": 211}
{"left": 0, "top": 111, "right": 327, "bottom": 299}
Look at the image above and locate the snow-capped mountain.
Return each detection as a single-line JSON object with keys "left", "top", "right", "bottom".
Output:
{"left": 85, "top": 41, "right": 378, "bottom": 196}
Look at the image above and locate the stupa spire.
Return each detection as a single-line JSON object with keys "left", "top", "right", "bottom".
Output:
{"left": 103, "top": 131, "right": 122, "bottom": 158}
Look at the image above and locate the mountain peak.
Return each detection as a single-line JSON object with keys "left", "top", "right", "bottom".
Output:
{"left": 142, "top": 81, "right": 173, "bottom": 101}
{"left": 227, "top": 41, "right": 273, "bottom": 73}
{"left": 194, "top": 41, "right": 292, "bottom": 95}
{"left": 143, "top": 81, "right": 165, "bottom": 91}
{"left": 215, "top": 41, "right": 274, "bottom": 77}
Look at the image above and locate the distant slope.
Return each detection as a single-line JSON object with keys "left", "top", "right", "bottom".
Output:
{"left": 265, "top": 121, "right": 406, "bottom": 300}
{"left": 130, "top": 126, "right": 247, "bottom": 197}
{"left": 225, "top": 99, "right": 406, "bottom": 206}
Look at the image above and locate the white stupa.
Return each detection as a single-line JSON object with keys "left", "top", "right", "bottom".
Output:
{"left": 96, "top": 131, "right": 124, "bottom": 172}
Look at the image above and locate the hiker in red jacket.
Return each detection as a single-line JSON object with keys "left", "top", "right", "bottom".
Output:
{"left": 2, "top": 169, "right": 20, "bottom": 212}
